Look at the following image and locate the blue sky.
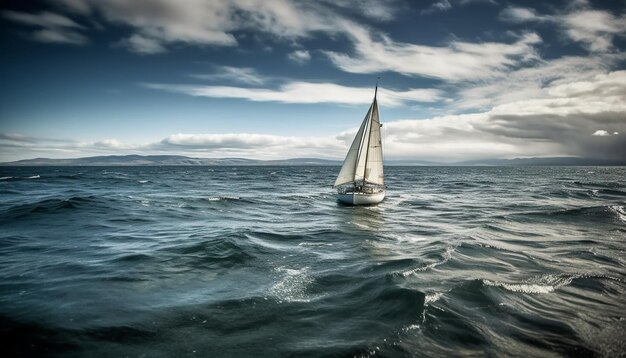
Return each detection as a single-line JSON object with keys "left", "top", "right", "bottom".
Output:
{"left": 0, "top": 0, "right": 625, "bottom": 161}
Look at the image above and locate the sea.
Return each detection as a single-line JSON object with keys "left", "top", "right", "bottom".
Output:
{"left": 0, "top": 166, "right": 624, "bottom": 357}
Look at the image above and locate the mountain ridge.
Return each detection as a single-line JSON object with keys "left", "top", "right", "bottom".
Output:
{"left": 1, "top": 155, "right": 625, "bottom": 166}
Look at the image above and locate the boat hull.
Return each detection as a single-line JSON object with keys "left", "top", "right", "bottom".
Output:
{"left": 337, "top": 191, "right": 385, "bottom": 205}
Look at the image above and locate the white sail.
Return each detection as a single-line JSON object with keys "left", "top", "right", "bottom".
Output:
{"left": 364, "top": 99, "right": 384, "bottom": 185}
{"left": 334, "top": 88, "right": 384, "bottom": 188}
{"left": 353, "top": 104, "right": 373, "bottom": 184}
{"left": 334, "top": 104, "right": 373, "bottom": 187}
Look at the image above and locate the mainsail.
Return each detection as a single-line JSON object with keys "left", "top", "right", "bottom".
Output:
{"left": 334, "top": 88, "right": 384, "bottom": 187}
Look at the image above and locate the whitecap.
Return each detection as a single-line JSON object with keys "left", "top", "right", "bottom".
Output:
{"left": 483, "top": 273, "right": 575, "bottom": 294}
{"left": 298, "top": 242, "right": 334, "bottom": 247}
{"left": 206, "top": 196, "right": 241, "bottom": 201}
{"left": 384, "top": 232, "right": 427, "bottom": 243}
{"left": 402, "top": 324, "right": 420, "bottom": 332}
{"left": 609, "top": 205, "right": 626, "bottom": 223}
{"left": 27, "top": 175, "right": 40, "bottom": 179}
{"left": 424, "top": 292, "right": 443, "bottom": 304}
{"left": 401, "top": 246, "right": 456, "bottom": 277}
{"left": 0, "top": 176, "right": 12, "bottom": 180}
{"left": 268, "top": 266, "right": 313, "bottom": 303}
{"left": 483, "top": 280, "right": 560, "bottom": 294}
{"left": 138, "top": 180, "right": 149, "bottom": 184}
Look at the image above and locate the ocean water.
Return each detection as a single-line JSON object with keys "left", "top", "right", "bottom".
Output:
{"left": 0, "top": 166, "right": 624, "bottom": 357}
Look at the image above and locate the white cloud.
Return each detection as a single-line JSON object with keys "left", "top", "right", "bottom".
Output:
{"left": 324, "top": 28, "right": 542, "bottom": 81}
{"left": 152, "top": 133, "right": 341, "bottom": 159}
{"left": 143, "top": 81, "right": 444, "bottom": 106}
{"left": 2, "top": 10, "right": 84, "bottom": 28}
{"left": 2, "top": 10, "right": 88, "bottom": 45}
{"left": 93, "top": 139, "right": 125, "bottom": 148}
{"left": 421, "top": 0, "right": 452, "bottom": 15}
{"left": 287, "top": 49, "right": 311, "bottom": 64}
{"left": 498, "top": 5, "right": 626, "bottom": 52}
{"left": 499, "top": 7, "right": 548, "bottom": 23}
{"left": 384, "top": 70, "right": 626, "bottom": 160}
{"left": 454, "top": 52, "right": 623, "bottom": 110}
{"left": 42, "top": 0, "right": 357, "bottom": 53}
{"left": 562, "top": 10, "right": 626, "bottom": 52}
{"left": 318, "top": 0, "right": 397, "bottom": 22}
{"left": 191, "top": 66, "right": 267, "bottom": 85}
{"left": 4, "top": 70, "right": 625, "bottom": 162}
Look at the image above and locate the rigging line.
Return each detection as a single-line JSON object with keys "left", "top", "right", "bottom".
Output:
{"left": 362, "top": 99, "right": 375, "bottom": 185}
{"left": 353, "top": 106, "right": 372, "bottom": 183}
{"left": 364, "top": 78, "right": 380, "bottom": 185}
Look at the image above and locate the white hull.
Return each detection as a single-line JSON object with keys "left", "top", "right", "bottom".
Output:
{"left": 337, "top": 190, "right": 385, "bottom": 205}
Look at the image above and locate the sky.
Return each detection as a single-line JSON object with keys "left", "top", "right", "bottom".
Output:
{"left": 0, "top": 0, "right": 625, "bottom": 162}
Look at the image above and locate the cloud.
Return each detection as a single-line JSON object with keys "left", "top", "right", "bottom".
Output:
{"left": 4, "top": 70, "right": 624, "bottom": 162}
{"left": 40, "top": 0, "right": 358, "bottom": 53}
{"left": 1, "top": 10, "right": 88, "bottom": 45}
{"left": 2, "top": 10, "right": 84, "bottom": 28}
{"left": 287, "top": 49, "right": 311, "bottom": 64}
{"left": 317, "top": 0, "right": 397, "bottom": 22}
{"left": 190, "top": 66, "right": 268, "bottom": 85}
{"left": 383, "top": 70, "right": 626, "bottom": 160}
{"left": 152, "top": 133, "right": 340, "bottom": 155}
{"left": 143, "top": 81, "right": 444, "bottom": 106}
{"left": 92, "top": 139, "right": 125, "bottom": 148}
{"left": 498, "top": 4, "right": 626, "bottom": 52}
{"left": 498, "top": 7, "right": 548, "bottom": 23}
{"left": 454, "top": 52, "right": 623, "bottom": 110}
{"left": 421, "top": 0, "right": 452, "bottom": 15}
{"left": 0, "top": 132, "right": 344, "bottom": 161}
{"left": 114, "top": 34, "right": 166, "bottom": 54}
{"left": 324, "top": 28, "right": 542, "bottom": 81}
{"left": 562, "top": 10, "right": 626, "bottom": 52}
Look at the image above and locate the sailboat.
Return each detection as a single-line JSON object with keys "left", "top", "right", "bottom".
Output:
{"left": 334, "top": 82, "right": 385, "bottom": 205}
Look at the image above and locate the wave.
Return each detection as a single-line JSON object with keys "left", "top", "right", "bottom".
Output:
{"left": 1, "top": 196, "right": 102, "bottom": 220}
{"left": 0, "top": 175, "right": 40, "bottom": 181}
{"left": 159, "top": 237, "right": 255, "bottom": 271}
{"left": 608, "top": 205, "right": 626, "bottom": 223}
{"left": 483, "top": 278, "right": 570, "bottom": 294}
{"left": 424, "top": 292, "right": 443, "bottom": 304}
{"left": 507, "top": 205, "right": 626, "bottom": 224}
{"left": 268, "top": 266, "right": 314, "bottom": 303}
{"left": 482, "top": 273, "right": 624, "bottom": 294}
{"left": 205, "top": 196, "right": 242, "bottom": 202}
{"left": 572, "top": 181, "right": 621, "bottom": 189}
{"left": 401, "top": 246, "right": 456, "bottom": 277}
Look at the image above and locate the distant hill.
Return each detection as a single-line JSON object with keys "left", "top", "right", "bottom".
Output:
{"left": 0, "top": 155, "right": 341, "bottom": 166}
{"left": 455, "top": 157, "right": 626, "bottom": 166}
{"left": 0, "top": 155, "right": 624, "bottom": 166}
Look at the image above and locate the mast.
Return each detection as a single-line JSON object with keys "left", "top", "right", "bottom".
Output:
{"left": 334, "top": 78, "right": 383, "bottom": 188}
{"left": 362, "top": 78, "right": 379, "bottom": 186}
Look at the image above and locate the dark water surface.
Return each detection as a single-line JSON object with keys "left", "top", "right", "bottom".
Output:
{"left": 0, "top": 166, "right": 624, "bottom": 357}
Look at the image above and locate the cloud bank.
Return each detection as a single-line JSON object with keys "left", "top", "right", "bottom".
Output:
{"left": 3, "top": 70, "right": 624, "bottom": 162}
{"left": 143, "top": 81, "right": 444, "bottom": 106}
